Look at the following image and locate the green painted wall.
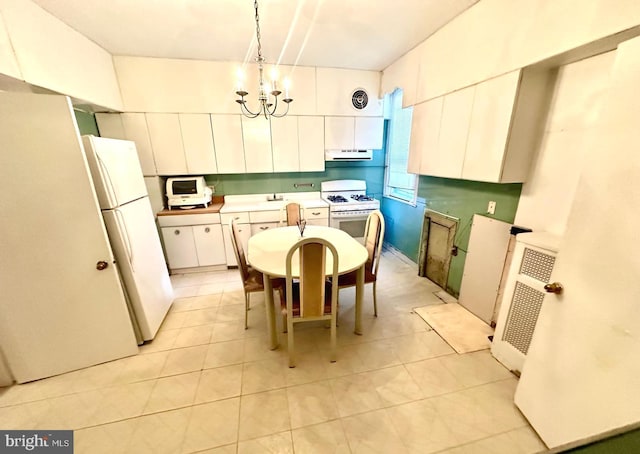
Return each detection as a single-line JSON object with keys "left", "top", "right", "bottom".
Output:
{"left": 380, "top": 175, "right": 522, "bottom": 297}
{"left": 563, "top": 429, "right": 640, "bottom": 453}
{"left": 74, "top": 109, "right": 99, "bottom": 136}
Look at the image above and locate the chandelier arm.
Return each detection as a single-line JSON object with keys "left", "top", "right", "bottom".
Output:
{"left": 240, "top": 102, "right": 262, "bottom": 118}
{"left": 269, "top": 101, "right": 291, "bottom": 118}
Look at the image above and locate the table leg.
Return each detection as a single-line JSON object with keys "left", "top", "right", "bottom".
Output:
{"left": 263, "top": 276, "right": 278, "bottom": 349}
{"left": 354, "top": 264, "right": 364, "bottom": 335}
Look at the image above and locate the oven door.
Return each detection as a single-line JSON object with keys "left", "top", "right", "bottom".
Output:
{"left": 330, "top": 211, "right": 371, "bottom": 242}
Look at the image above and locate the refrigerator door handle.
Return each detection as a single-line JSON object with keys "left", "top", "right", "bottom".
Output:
{"left": 96, "top": 152, "right": 119, "bottom": 207}
{"left": 115, "top": 208, "right": 135, "bottom": 272}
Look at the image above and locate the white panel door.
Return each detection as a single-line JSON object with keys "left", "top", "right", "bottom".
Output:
{"left": 211, "top": 114, "right": 245, "bottom": 174}
{"left": 436, "top": 85, "right": 475, "bottom": 178}
{"left": 514, "top": 37, "right": 640, "bottom": 450}
{"left": 161, "top": 226, "right": 199, "bottom": 269}
{"left": 146, "top": 113, "right": 187, "bottom": 175}
{"left": 193, "top": 224, "right": 226, "bottom": 266}
{"left": 0, "top": 92, "right": 138, "bottom": 383}
{"left": 458, "top": 215, "right": 512, "bottom": 324}
{"left": 271, "top": 115, "right": 299, "bottom": 172}
{"left": 242, "top": 116, "right": 273, "bottom": 173}
{"left": 120, "top": 113, "right": 157, "bottom": 176}
{"left": 95, "top": 113, "right": 126, "bottom": 139}
{"left": 463, "top": 71, "right": 520, "bottom": 182}
{"left": 179, "top": 113, "right": 218, "bottom": 174}
{"left": 298, "top": 116, "right": 325, "bottom": 171}
{"left": 354, "top": 117, "right": 384, "bottom": 149}
{"left": 325, "top": 116, "right": 354, "bottom": 149}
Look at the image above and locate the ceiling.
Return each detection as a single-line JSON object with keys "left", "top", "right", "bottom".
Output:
{"left": 31, "top": 0, "right": 479, "bottom": 71}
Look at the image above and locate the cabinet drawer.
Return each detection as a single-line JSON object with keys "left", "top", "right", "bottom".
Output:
{"left": 158, "top": 213, "right": 220, "bottom": 227}
{"left": 303, "top": 207, "right": 328, "bottom": 219}
{"left": 220, "top": 212, "right": 250, "bottom": 225}
{"left": 251, "top": 222, "right": 279, "bottom": 235}
{"left": 249, "top": 210, "right": 281, "bottom": 223}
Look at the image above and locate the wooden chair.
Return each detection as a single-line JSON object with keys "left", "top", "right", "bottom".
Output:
{"left": 280, "top": 237, "right": 339, "bottom": 367}
{"left": 280, "top": 202, "right": 302, "bottom": 226}
{"left": 335, "top": 209, "right": 385, "bottom": 316}
{"left": 229, "top": 218, "right": 283, "bottom": 329}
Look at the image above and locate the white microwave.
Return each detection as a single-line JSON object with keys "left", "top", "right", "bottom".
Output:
{"left": 166, "top": 176, "right": 212, "bottom": 209}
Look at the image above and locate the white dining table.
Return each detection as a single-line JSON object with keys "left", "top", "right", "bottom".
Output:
{"left": 248, "top": 225, "right": 368, "bottom": 350}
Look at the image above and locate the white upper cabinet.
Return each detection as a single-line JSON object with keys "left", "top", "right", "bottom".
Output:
{"left": 241, "top": 117, "right": 273, "bottom": 173}
{"left": 463, "top": 69, "right": 550, "bottom": 183}
{"left": 146, "top": 113, "right": 186, "bottom": 175}
{"left": 95, "top": 112, "right": 157, "bottom": 176}
{"left": 433, "top": 85, "right": 476, "bottom": 178}
{"left": 354, "top": 117, "right": 384, "bottom": 150}
{"left": 211, "top": 114, "right": 245, "bottom": 174}
{"left": 271, "top": 116, "right": 299, "bottom": 172}
{"left": 298, "top": 116, "right": 325, "bottom": 172}
{"left": 325, "top": 116, "right": 355, "bottom": 150}
{"left": 408, "top": 97, "right": 442, "bottom": 175}
{"left": 179, "top": 113, "right": 217, "bottom": 174}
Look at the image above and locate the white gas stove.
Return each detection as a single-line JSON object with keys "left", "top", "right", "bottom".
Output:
{"left": 321, "top": 180, "right": 380, "bottom": 240}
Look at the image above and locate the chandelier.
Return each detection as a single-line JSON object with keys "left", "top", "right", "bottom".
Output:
{"left": 235, "top": 0, "right": 293, "bottom": 119}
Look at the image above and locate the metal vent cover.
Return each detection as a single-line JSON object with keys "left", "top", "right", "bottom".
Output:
{"left": 502, "top": 282, "right": 545, "bottom": 355}
{"left": 520, "top": 247, "right": 556, "bottom": 282}
{"left": 351, "top": 89, "right": 369, "bottom": 110}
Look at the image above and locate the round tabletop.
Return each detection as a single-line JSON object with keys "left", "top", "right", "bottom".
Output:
{"left": 248, "top": 225, "right": 368, "bottom": 278}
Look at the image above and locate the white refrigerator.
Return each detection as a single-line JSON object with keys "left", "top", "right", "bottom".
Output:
{"left": 82, "top": 135, "right": 174, "bottom": 342}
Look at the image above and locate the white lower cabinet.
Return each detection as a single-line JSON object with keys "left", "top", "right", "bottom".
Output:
{"left": 250, "top": 222, "right": 279, "bottom": 235}
{"left": 158, "top": 213, "right": 226, "bottom": 271}
{"left": 303, "top": 207, "right": 329, "bottom": 226}
{"left": 220, "top": 212, "right": 251, "bottom": 267}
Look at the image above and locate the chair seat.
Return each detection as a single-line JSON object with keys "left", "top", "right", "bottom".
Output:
{"left": 244, "top": 267, "right": 285, "bottom": 293}
{"left": 280, "top": 281, "right": 334, "bottom": 317}
{"left": 335, "top": 267, "right": 376, "bottom": 287}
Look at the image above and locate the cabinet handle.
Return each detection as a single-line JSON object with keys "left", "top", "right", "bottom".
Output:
{"left": 174, "top": 229, "right": 180, "bottom": 235}
{"left": 312, "top": 212, "right": 320, "bottom": 216}
{"left": 204, "top": 227, "right": 210, "bottom": 233}
{"left": 234, "top": 216, "right": 240, "bottom": 220}
{"left": 260, "top": 226, "right": 269, "bottom": 230}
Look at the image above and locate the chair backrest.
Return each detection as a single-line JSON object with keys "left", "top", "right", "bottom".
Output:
{"left": 282, "top": 202, "right": 302, "bottom": 226}
{"left": 364, "top": 210, "right": 385, "bottom": 276}
{"left": 285, "top": 237, "right": 339, "bottom": 319}
{"left": 229, "top": 218, "right": 250, "bottom": 282}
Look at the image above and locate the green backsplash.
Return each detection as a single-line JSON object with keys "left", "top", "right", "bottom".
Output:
{"left": 382, "top": 175, "right": 522, "bottom": 296}
{"left": 74, "top": 109, "right": 99, "bottom": 136}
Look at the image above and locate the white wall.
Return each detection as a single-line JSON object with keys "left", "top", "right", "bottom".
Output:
{"left": 382, "top": 0, "right": 640, "bottom": 102}
{"left": 0, "top": 0, "right": 122, "bottom": 110}
{"left": 0, "top": 8, "right": 20, "bottom": 80}
{"left": 514, "top": 51, "right": 616, "bottom": 235}
{"left": 114, "top": 56, "right": 382, "bottom": 116}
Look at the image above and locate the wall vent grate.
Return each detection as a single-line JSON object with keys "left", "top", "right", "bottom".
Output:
{"left": 520, "top": 247, "right": 556, "bottom": 282}
{"left": 502, "top": 281, "right": 545, "bottom": 355}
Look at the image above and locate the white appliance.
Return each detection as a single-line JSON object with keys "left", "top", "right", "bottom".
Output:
{"left": 0, "top": 92, "right": 141, "bottom": 383}
{"left": 321, "top": 180, "right": 380, "bottom": 241}
{"left": 325, "top": 149, "right": 373, "bottom": 161}
{"left": 166, "top": 176, "right": 213, "bottom": 209}
{"left": 83, "top": 135, "right": 174, "bottom": 342}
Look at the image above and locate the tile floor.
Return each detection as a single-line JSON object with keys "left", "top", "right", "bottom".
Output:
{"left": 0, "top": 251, "right": 548, "bottom": 453}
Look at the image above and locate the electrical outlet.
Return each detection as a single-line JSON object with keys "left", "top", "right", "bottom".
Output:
{"left": 487, "top": 201, "right": 496, "bottom": 215}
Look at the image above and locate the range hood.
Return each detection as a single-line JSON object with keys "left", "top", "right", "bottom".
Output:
{"left": 325, "top": 149, "right": 373, "bottom": 161}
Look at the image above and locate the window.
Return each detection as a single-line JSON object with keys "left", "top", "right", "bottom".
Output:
{"left": 384, "top": 89, "right": 417, "bottom": 205}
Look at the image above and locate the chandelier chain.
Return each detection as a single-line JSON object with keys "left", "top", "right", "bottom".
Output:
{"left": 254, "top": 0, "right": 263, "bottom": 61}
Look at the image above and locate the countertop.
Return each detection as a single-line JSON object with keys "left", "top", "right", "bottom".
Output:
{"left": 157, "top": 195, "right": 224, "bottom": 216}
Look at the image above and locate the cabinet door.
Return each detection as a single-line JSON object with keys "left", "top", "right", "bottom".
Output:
{"left": 463, "top": 70, "right": 520, "bottom": 182}
{"left": 211, "top": 114, "right": 245, "bottom": 174}
{"left": 146, "top": 113, "right": 187, "bottom": 175}
{"left": 271, "top": 116, "right": 299, "bottom": 172}
{"left": 250, "top": 222, "right": 279, "bottom": 236}
{"left": 193, "top": 224, "right": 226, "bottom": 266}
{"left": 161, "top": 226, "right": 198, "bottom": 269}
{"left": 354, "top": 117, "right": 384, "bottom": 150}
{"left": 95, "top": 113, "right": 126, "bottom": 139}
{"left": 408, "top": 97, "right": 443, "bottom": 175}
{"left": 325, "top": 116, "right": 354, "bottom": 149}
{"left": 435, "top": 86, "right": 475, "bottom": 178}
{"left": 121, "top": 113, "right": 157, "bottom": 176}
{"left": 179, "top": 113, "right": 217, "bottom": 174}
{"left": 298, "top": 116, "right": 325, "bottom": 171}
{"left": 242, "top": 117, "right": 273, "bottom": 173}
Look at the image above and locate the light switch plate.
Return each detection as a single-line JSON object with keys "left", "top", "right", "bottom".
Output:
{"left": 487, "top": 201, "right": 496, "bottom": 214}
